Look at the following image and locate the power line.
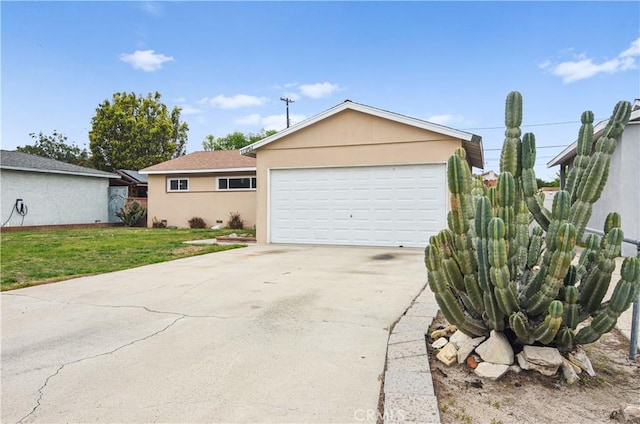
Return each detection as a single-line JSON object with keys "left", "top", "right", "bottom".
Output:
{"left": 462, "top": 120, "right": 583, "bottom": 130}
{"left": 484, "top": 144, "right": 567, "bottom": 151}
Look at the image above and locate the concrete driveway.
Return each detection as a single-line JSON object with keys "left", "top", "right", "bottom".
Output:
{"left": 1, "top": 244, "right": 427, "bottom": 423}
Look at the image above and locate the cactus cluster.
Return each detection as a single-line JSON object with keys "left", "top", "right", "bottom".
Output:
{"left": 425, "top": 92, "right": 639, "bottom": 350}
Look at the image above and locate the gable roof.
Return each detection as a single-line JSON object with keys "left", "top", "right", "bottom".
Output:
{"left": 0, "top": 150, "right": 118, "bottom": 179}
{"left": 240, "top": 100, "right": 484, "bottom": 169}
{"left": 547, "top": 99, "right": 640, "bottom": 168}
{"left": 140, "top": 150, "right": 256, "bottom": 175}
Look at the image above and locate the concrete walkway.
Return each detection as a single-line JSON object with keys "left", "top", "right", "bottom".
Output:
{"left": 1, "top": 244, "right": 428, "bottom": 423}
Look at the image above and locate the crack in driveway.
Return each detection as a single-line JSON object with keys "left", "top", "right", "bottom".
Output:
{"left": 16, "top": 316, "right": 185, "bottom": 424}
{"left": 3, "top": 293, "right": 238, "bottom": 319}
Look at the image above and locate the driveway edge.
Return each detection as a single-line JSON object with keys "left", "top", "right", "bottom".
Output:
{"left": 382, "top": 286, "right": 441, "bottom": 424}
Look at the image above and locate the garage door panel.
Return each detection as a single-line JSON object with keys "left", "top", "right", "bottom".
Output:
{"left": 270, "top": 164, "right": 446, "bottom": 247}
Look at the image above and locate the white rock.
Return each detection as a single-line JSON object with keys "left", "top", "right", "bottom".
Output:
{"left": 474, "top": 362, "right": 509, "bottom": 380}
{"left": 568, "top": 348, "right": 596, "bottom": 377}
{"left": 432, "top": 337, "right": 449, "bottom": 349}
{"left": 475, "top": 330, "right": 514, "bottom": 365}
{"left": 436, "top": 342, "right": 458, "bottom": 366}
{"left": 509, "top": 364, "right": 522, "bottom": 374}
{"left": 211, "top": 224, "right": 223, "bottom": 230}
{"left": 561, "top": 357, "right": 579, "bottom": 385}
{"left": 516, "top": 352, "right": 529, "bottom": 370}
{"left": 621, "top": 404, "right": 640, "bottom": 423}
{"left": 228, "top": 233, "right": 238, "bottom": 238}
{"left": 449, "top": 330, "right": 472, "bottom": 349}
{"left": 521, "top": 345, "right": 562, "bottom": 376}
{"left": 457, "top": 336, "right": 486, "bottom": 364}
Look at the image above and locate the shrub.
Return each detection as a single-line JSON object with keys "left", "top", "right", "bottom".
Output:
{"left": 227, "top": 211, "right": 244, "bottom": 229}
{"left": 151, "top": 217, "right": 167, "bottom": 228}
{"left": 188, "top": 216, "right": 207, "bottom": 229}
{"left": 115, "top": 199, "right": 146, "bottom": 227}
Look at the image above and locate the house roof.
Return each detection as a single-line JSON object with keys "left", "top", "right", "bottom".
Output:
{"left": 547, "top": 99, "right": 640, "bottom": 168}
{"left": 117, "top": 169, "right": 148, "bottom": 184}
{"left": 240, "top": 100, "right": 484, "bottom": 169}
{"left": 140, "top": 150, "right": 256, "bottom": 175}
{"left": 0, "top": 150, "right": 118, "bottom": 179}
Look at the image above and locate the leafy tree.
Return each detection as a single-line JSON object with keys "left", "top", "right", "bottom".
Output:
{"left": 536, "top": 175, "right": 561, "bottom": 188}
{"left": 89, "top": 91, "right": 188, "bottom": 171}
{"left": 201, "top": 129, "right": 276, "bottom": 151}
{"left": 17, "top": 131, "right": 91, "bottom": 166}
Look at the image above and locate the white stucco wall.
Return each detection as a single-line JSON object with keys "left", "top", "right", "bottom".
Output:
{"left": 588, "top": 123, "right": 640, "bottom": 257}
{"left": 1, "top": 169, "right": 111, "bottom": 226}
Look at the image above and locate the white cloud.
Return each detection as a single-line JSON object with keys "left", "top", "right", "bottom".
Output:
{"left": 234, "top": 113, "right": 307, "bottom": 130}
{"left": 427, "top": 114, "right": 464, "bottom": 126}
{"left": 299, "top": 82, "right": 340, "bottom": 98}
{"left": 201, "top": 94, "right": 267, "bottom": 109}
{"left": 542, "top": 37, "right": 640, "bottom": 83}
{"left": 179, "top": 105, "right": 203, "bottom": 115}
{"left": 139, "top": 1, "right": 162, "bottom": 16}
{"left": 119, "top": 49, "right": 174, "bottom": 72}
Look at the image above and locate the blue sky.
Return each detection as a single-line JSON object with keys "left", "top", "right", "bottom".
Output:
{"left": 2, "top": 1, "right": 639, "bottom": 179}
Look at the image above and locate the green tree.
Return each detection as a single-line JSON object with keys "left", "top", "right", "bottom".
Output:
{"left": 17, "top": 131, "right": 91, "bottom": 166}
{"left": 89, "top": 91, "right": 188, "bottom": 171}
{"left": 201, "top": 129, "right": 276, "bottom": 151}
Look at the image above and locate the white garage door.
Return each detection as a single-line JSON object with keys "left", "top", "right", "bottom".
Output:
{"left": 269, "top": 164, "right": 446, "bottom": 247}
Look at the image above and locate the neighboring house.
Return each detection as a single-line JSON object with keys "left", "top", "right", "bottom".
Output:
{"left": 547, "top": 99, "right": 640, "bottom": 256}
{"left": 481, "top": 170, "right": 499, "bottom": 188}
{"left": 140, "top": 150, "right": 257, "bottom": 228}
{"left": 0, "top": 150, "right": 119, "bottom": 227}
{"left": 240, "top": 100, "right": 483, "bottom": 248}
{"left": 111, "top": 169, "right": 148, "bottom": 199}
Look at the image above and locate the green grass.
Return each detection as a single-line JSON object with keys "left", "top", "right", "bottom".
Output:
{"left": 0, "top": 227, "right": 254, "bottom": 291}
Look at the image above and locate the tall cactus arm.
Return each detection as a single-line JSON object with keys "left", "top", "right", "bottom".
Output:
{"left": 509, "top": 311, "right": 534, "bottom": 344}
{"left": 527, "top": 226, "right": 543, "bottom": 268}
{"left": 565, "top": 111, "right": 594, "bottom": 199}
{"left": 521, "top": 132, "right": 552, "bottom": 230}
{"left": 500, "top": 91, "right": 523, "bottom": 177}
{"left": 562, "top": 285, "right": 580, "bottom": 330}
{"left": 487, "top": 217, "right": 520, "bottom": 315}
{"left": 533, "top": 300, "right": 563, "bottom": 344}
{"left": 601, "top": 100, "right": 632, "bottom": 140}
{"left": 526, "top": 223, "right": 576, "bottom": 316}
{"left": 575, "top": 257, "right": 639, "bottom": 344}
{"left": 577, "top": 233, "right": 600, "bottom": 280}
{"left": 514, "top": 193, "right": 530, "bottom": 273}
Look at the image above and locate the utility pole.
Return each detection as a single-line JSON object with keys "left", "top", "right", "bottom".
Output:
{"left": 280, "top": 97, "right": 295, "bottom": 128}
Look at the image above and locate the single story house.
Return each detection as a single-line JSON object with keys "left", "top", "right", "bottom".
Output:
{"left": 111, "top": 169, "right": 148, "bottom": 199}
{"left": 548, "top": 99, "right": 639, "bottom": 256}
{"left": 140, "top": 150, "right": 257, "bottom": 229}
{"left": 240, "top": 100, "right": 483, "bottom": 248}
{"left": 0, "top": 150, "right": 119, "bottom": 227}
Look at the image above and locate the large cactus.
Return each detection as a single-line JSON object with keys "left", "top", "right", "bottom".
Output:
{"left": 425, "top": 92, "right": 637, "bottom": 351}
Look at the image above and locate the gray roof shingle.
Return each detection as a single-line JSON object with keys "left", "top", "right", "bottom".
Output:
{"left": 0, "top": 150, "right": 118, "bottom": 179}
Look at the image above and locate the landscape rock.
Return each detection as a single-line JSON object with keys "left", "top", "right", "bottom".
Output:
{"left": 431, "top": 325, "right": 457, "bottom": 340}
{"left": 561, "top": 357, "right": 579, "bottom": 385}
{"left": 211, "top": 224, "right": 223, "bottom": 229}
{"left": 432, "top": 337, "right": 449, "bottom": 349}
{"left": 568, "top": 348, "right": 596, "bottom": 377}
{"left": 516, "top": 352, "right": 529, "bottom": 370}
{"left": 436, "top": 342, "right": 458, "bottom": 366}
{"left": 621, "top": 404, "right": 640, "bottom": 423}
{"left": 466, "top": 355, "right": 479, "bottom": 369}
{"left": 474, "top": 362, "right": 509, "bottom": 380}
{"left": 449, "top": 330, "right": 472, "bottom": 349}
{"left": 456, "top": 336, "right": 486, "bottom": 364}
{"left": 521, "top": 345, "right": 563, "bottom": 376}
{"left": 228, "top": 233, "right": 238, "bottom": 238}
{"left": 509, "top": 364, "right": 522, "bottom": 374}
{"left": 475, "top": 330, "right": 514, "bottom": 365}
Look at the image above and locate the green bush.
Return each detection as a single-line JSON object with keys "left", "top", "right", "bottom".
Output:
{"left": 188, "top": 217, "right": 207, "bottom": 229}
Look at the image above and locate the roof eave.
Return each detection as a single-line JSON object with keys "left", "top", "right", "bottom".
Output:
{"left": 241, "top": 100, "right": 481, "bottom": 156}
{"left": 140, "top": 167, "right": 257, "bottom": 175}
{"left": 0, "top": 165, "right": 119, "bottom": 179}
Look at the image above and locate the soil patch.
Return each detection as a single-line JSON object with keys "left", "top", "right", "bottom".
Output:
{"left": 427, "top": 312, "right": 640, "bottom": 424}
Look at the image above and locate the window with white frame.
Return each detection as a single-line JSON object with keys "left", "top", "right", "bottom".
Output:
{"left": 167, "top": 178, "right": 189, "bottom": 192}
{"left": 217, "top": 176, "right": 257, "bottom": 191}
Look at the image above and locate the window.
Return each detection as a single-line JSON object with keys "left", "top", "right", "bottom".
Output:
{"left": 217, "top": 177, "right": 257, "bottom": 191}
{"left": 167, "top": 178, "right": 189, "bottom": 192}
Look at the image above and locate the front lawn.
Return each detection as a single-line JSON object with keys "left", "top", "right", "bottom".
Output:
{"left": 0, "top": 227, "right": 252, "bottom": 291}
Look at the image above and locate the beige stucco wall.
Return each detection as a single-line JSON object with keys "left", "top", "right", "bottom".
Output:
{"left": 254, "top": 109, "right": 465, "bottom": 243}
{"left": 147, "top": 173, "right": 256, "bottom": 229}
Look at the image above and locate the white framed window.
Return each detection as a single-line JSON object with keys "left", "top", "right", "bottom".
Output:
{"left": 217, "top": 176, "right": 257, "bottom": 191}
{"left": 167, "top": 178, "right": 189, "bottom": 192}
